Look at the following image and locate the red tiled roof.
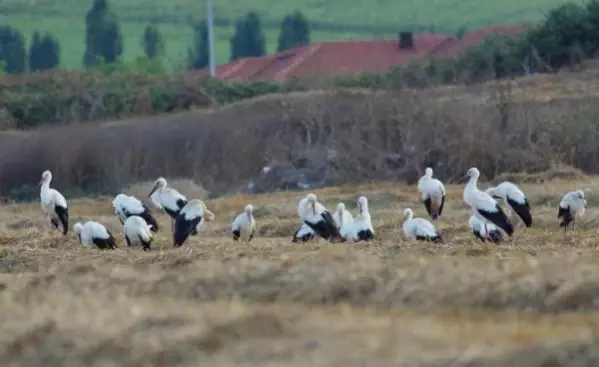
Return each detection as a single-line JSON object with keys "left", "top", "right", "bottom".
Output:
{"left": 196, "top": 24, "right": 527, "bottom": 81}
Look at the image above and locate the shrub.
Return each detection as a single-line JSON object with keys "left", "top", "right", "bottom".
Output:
{"left": 0, "top": 71, "right": 290, "bottom": 129}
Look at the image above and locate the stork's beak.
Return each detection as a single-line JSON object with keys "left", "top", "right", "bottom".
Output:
{"left": 311, "top": 202, "right": 316, "bottom": 215}
{"left": 38, "top": 178, "right": 43, "bottom": 186}
{"left": 148, "top": 183, "right": 158, "bottom": 197}
{"left": 458, "top": 175, "right": 469, "bottom": 184}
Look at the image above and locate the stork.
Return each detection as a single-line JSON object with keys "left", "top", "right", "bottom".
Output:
{"left": 231, "top": 204, "right": 256, "bottom": 243}
{"left": 112, "top": 193, "right": 159, "bottom": 232}
{"left": 173, "top": 199, "right": 215, "bottom": 247}
{"left": 39, "top": 170, "right": 68, "bottom": 235}
{"left": 485, "top": 181, "right": 532, "bottom": 228}
{"left": 417, "top": 167, "right": 446, "bottom": 220}
{"left": 460, "top": 167, "right": 514, "bottom": 237}
{"left": 73, "top": 221, "right": 117, "bottom": 250}
{"left": 123, "top": 215, "right": 153, "bottom": 251}
{"left": 298, "top": 193, "right": 340, "bottom": 241}
{"left": 558, "top": 190, "right": 586, "bottom": 232}
{"left": 402, "top": 208, "right": 442, "bottom": 243}
{"left": 148, "top": 177, "right": 197, "bottom": 236}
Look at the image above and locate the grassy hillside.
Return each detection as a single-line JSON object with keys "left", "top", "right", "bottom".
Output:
{"left": 0, "top": 0, "right": 585, "bottom": 69}
{"left": 3, "top": 176, "right": 599, "bottom": 365}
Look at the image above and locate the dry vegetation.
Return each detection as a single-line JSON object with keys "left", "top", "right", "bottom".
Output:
{"left": 2, "top": 174, "right": 599, "bottom": 366}
{"left": 4, "top": 69, "right": 599, "bottom": 198}
{"left": 5, "top": 71, "right": 599, "bottom": 365}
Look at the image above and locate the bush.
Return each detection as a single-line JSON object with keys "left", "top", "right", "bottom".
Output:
{"left": 0, "top": 70, "right": 293, "bottom": 129}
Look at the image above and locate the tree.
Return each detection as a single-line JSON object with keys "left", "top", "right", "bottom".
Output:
{"left": 28, "top": 31, "right": 42, "bottom": 71}
{"left": 29, "top": 32, "right": 60, "bottom": 72}
{"left": 83, "top": 0, "right": 123, "bottom": 68}
{"left": 277, "top": 11, "right": 311, "bottom": 52}
{"left": 142, "top": 25, "right": 164, "bottom": 60}
{"left": 0, "top": 26, "right": 26, "bottom": 74}
{"left": 526, "top": 3, "right": 592, "bottom": 70}
{"left": 230, "top": 12, "right": 266, "bottom": 61}
{"left": 187, "top": 21, "right": 209, "bottom": 69}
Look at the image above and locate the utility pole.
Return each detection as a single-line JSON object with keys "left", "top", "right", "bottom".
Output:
{"left": 207, "top": 0, "right": 216, "bottom": 77}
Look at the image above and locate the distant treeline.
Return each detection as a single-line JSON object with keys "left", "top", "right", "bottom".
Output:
{"left": 0, "top": 0, "right": 315, "bottom": 73}
{"left": 0, "top": 3, "right": 439, "bottom": 35}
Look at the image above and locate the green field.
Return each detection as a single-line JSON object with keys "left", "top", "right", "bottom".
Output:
{"left": 1, "top": 0, "right": 585, "bottom": 70}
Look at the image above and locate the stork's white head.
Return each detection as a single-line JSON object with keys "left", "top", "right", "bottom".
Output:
{"left": 245, "top": 204, "right": 254, "bottom": 217}
{"left": 467, "top": 167, "right": 480, "bottom": 178}
{"left": 576, "top": 190, "right": 585, "bottom": 199}
{"left": 403, "top": 208, "right": 413, "bottom": 220}
{"left": 336, "top": 202, "right": 345, "bottom": 212}
{"left": 459, "top": 167, "right": 480, "bottom": 184}
{"left": 148, "top": 177, "right": 167, "bottom": 197}
{"left": 262, "top": 166, "right": 271, "bottom": 174}
{"left": 358, "top": 196, "right": 368, "bottom": 214}
{"left": 424, "top": 167, "right": 433, "bottom": 178}
{"left": 39, "top": 170, "right": 52, "bottom": 186}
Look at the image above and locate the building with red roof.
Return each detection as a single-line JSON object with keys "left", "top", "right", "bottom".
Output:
{"left": 198, "top": 24, "right": 527, "bottom": 81}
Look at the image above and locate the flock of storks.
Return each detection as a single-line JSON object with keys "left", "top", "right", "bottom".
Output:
{"left": 37, "top": 166, "right": 587, "bottom": 250}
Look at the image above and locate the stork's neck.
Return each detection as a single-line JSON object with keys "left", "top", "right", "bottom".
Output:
{"left": 40, "top": 180, "right": 50, "bottom": 195}
{"left": 466, "top": 176, "right": 478, "bottom": 193}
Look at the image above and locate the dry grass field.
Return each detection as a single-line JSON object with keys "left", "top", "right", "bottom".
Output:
{"left": 3, "top": 171, "right": 599, "bottom": 366}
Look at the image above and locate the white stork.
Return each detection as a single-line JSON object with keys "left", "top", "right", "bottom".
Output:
{"left": 417, "top": 167, "right": 446, "bottom": 220}
{"left": 468, "top": 213, "right": 503, "bottom": 243}
{"left": 558, "top": 190, "right": 587, "bottom": 232}
{"left": 231, "top": 204, "right": 256, "bottom": 242}
{"left": 485, "top": 182, "right": 532, "bottom": 228}
{"left": 333, "top": 202, "right": 354, "bottom": 240}
{"left": 292, "top": 223, "right": 316, "bottom": 242}
{"left": 298, "top": 193, "right": 340, "bottom": 241}
{"left": 347, "top": 196, "right": 375, "bottom": 242}
{"left": 112, "top": 193, "right": 159, "bottom": 232}
{"left": 460, "top": 167, "right": 514, "bottom": 237}
{"left": 39, "top": 170, "right": 69, "bottom": 235}
{"left": 148, "top": 177, "right": 197, "bottom": 235}
{"left": 73, "top": 221, "right": 117, "bottom": 250}
{"left": 173, "top": 199, "right": 215, "bottom": 247}
{"left": 402, "top": 208, "right": 443, "bottom": 242}
{"left": 123, "top": 215, "right": 153, "bottom": 251}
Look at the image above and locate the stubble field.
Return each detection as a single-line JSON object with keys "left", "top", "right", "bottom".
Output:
{"left": 2, "top": 173, "right": 599, "bottom": 366}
